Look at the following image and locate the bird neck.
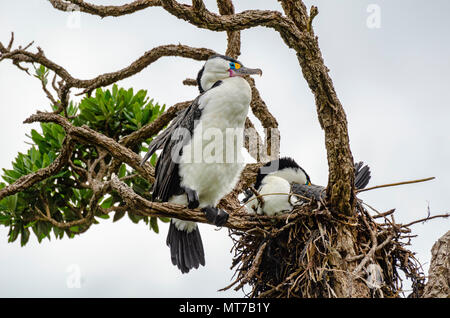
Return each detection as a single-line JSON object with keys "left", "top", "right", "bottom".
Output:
{"left": 270, "top": 168, "right": 308, "bottom": 186}
{"left": 200, "top": 73, "right": 225, "bottom": 92}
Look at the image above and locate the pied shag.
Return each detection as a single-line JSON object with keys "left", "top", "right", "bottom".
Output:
{"left": 243, "top": 157, "right": 371, "bottom": 216}
{"left": 141, "top": 54, "right": 262, "bottom": 273}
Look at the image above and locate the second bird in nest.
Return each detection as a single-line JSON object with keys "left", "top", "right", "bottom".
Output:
{"left": 243, "top": 157, "right": 372, "bottom": 216}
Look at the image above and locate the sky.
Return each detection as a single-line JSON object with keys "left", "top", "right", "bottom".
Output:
{"left": 0, "top": 0, "right": 449, "bottom": 297}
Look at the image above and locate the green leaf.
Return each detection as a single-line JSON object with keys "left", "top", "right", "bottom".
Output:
{"left": 56, "top": 227, "right": 65, "bottom": 238}
{"left": 31, "top": 129, "right": 46, "bottom": 146}
{"left": 42, "top": 152, "right": 51, "bottom": 167}
{"left": 69, "top": 226, "right": 79, "bottom": 233}
{"left": 20, "top": 227, "right": 30, "bottom": 246}
{"left": 72, "top": 189, "right": 81, "bottom": 202}
{"left": 5, "top": 194, "right": 18, "bottom": 213}
{"left": 3, "top": 169, "right": 22, "bottom": 182}
{"left": 118, "top": 164, "right": 127, "bottom": 179}
{"left": 112, "top": 84, "right": 118, "bottom": 98}
{"left": 128, "top": 212, "right": 141, "bottom": 224}
{"left": 150, "top": 153, "right": 157, "bottom": 167}
{"left": 159, "top": 217, "right": 170, "bottom": 223}
{"left": 8, "top": 225, "right": 20, "bottom": 243}
{"left": 113, "top": 210, "right": 126, "bottom": 222}
{"left": 53, "top": 226, "right": 64, "bottom": 239}
{"left": 100, "top": 196, "right": 114, "bottom": 209}
{"left": 25, "top": 220, "right": 37, "bottom": 228}
{"left": 150, "top": 217, "right": 159, "bottom": 233}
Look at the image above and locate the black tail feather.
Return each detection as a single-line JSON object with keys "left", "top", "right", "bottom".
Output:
{"left": 166, "top": 221, "right": 205, "bottom": 274}
{"left": 355, "top": 161, "right": 372, "bottom": 190}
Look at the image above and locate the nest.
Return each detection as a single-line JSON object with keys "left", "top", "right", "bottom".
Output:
{"left": 221, "top": 191, "right": 427, "bottom": 298}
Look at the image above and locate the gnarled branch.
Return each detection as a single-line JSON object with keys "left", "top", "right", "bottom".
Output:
{"left": 23, "top": 112, "right": 155, "bottom": 182}
{"left": 48, "top": 0, "right": 162, "bottom": 17}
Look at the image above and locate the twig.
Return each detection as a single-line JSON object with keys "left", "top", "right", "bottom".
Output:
{"left": 182, "top": 78, "right": 197, "bottom": 86}
{"left": 372, "top": 209, "right": 396, "bottom": 219}
{"left": 307, "top": 6, "right": 318, "bottom": 33}
{"left": 249, "top": 186, "right": 264, "bottom": 208}
{"left": 401, "top": 213, "right": 450, "bottom": 228}
{"left": 234, "top": 241, "right": 268, "bottom": 291}
{"left": 233, "top": 191, "right": 312, "bottom": 216}
{"left": 357, "top": 177, "right": 435, "bottom": 193}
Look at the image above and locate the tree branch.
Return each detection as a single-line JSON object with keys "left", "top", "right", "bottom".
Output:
{"left": 23, "top": 112, "right": 155, "bottom": 182}
{"left": 48, "top": 0, "right": 162, "bottom": 17}
{"left": 110, "top": 174, "right": 270, "bottom": 231}
{"left": 0, "top": 136, "right": 74, "bottom": 201}
{"left": 217, "top": 0, "right": 240, "bottom": 59}
{"left": 0, "top": 39, "right": 215, "bottom": 96}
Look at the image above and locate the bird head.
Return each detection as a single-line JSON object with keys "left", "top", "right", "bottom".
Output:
{"left": 241, "top": 157, "right": 311, "bottom": 204}
{"left": 255, "top": 157, "right": 311, "bottom": 190}
{"left": 197, "top": 54, "right": 262, "bottom": 93}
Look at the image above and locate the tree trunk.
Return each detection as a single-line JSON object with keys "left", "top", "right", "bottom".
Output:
{"left": 422, "top": 231, "right": 450, "bottom": 298}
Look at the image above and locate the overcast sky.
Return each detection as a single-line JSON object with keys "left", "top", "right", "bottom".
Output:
{"left": 0, "top": 0, "right": 449, "bottom": 297}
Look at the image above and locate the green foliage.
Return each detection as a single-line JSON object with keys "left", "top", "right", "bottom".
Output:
{"left": 33, "top": 64, "right": 49, "bottom": 86}
{"left": 76, "top": 85, "right": 164, "bottom": 141}
{"left": 0, "top": 75, "right": 166, "bottom": 246}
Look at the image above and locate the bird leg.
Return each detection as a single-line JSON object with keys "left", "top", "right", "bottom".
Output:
{"left": 182, "top": 186, "right": 199, "bottom": 209}
{"left": 202, "top": 206, "right": 229, "bottom": 227}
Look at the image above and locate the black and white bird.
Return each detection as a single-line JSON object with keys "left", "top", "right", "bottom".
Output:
{"left": 243, "top": 157, "right": 371, "bottom": 216}
{"left": 243, "top": 157, "right": 311, "bottom": 216}
{"left": 141, "top": 54, "right": 262, "bottom": 273}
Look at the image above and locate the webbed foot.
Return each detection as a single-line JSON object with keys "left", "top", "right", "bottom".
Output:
{"left": 201, "top": 206, "right": 229, "bottom": 227}
{"left": 183, "top": 187, "right": 199, "bottom": 209}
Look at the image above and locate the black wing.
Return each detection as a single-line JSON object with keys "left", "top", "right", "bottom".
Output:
{"left": 354, "top": 161, "right": 371, "bottom": 190}
{"left": 141, "top": 97, "right": 202, "bottom": 202}
{"left": 291, "top": 183, "right": 326, "bottom": 202}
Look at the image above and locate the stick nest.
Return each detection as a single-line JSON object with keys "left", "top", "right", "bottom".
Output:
{"left": 222, "top": 196, "right": 427, "bottom": 298}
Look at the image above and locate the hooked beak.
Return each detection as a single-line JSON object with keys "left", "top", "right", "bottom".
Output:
{"left": 232, "top": 66, "right": 263, "bottom": 77}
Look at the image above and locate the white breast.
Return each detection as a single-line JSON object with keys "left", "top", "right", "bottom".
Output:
{"left": 179, "top": 77, "right": 251, "bottom": 207}
{"left": 245, "top": 175, "right": 293, "bottom": 216}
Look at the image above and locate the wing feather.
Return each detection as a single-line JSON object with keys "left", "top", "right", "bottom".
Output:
{"left": 142, "top": 97, "right": 202, "bottom": 202}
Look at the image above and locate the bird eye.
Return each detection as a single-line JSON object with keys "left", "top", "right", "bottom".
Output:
{"left": 229, "top": 62, "right": 235, "bottom": 69}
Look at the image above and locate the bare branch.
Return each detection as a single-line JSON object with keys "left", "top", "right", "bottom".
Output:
{"left": 0, "top": 39, "right": 215, "bottom": 96}
{"left": 48, "top": 0, "right": 162, "bottom": 17}
{"left": 217, "top": 0, "right": 240, "bottom": 58}
{"left": 182, "top": 78, "right": 197, "bottom": 86}
{"left": 160, "top": 0, "right": 295, "bottom": 35}
{"left": 110, "top": 174, "right": 268, "bottom": 231}
{"left": 401, "top": 213, "right": 450, "bottom": 228}
{"left": 23, "top": 112, "right": 155, "bottom": 182}
{"left": 247, "top": 77, "right": 279, "bottom": 160}
{"left": 244, "top": 117, "right": 265, "bottom": 162}
{"left": 357, "top": 177, "right": 436, "bottom": 193}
